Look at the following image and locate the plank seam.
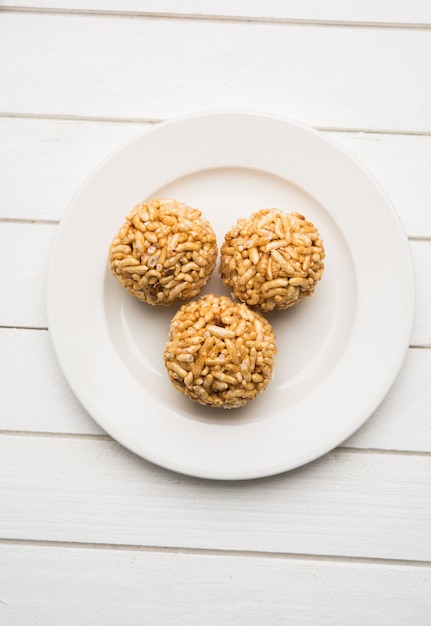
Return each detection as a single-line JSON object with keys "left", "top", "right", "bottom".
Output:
{"left": 1, "top": 430, "right": 431, "bottom": 457}
{"left": 1, "top": 112, "right": 431, "bottom": 137}
{"left": 0, "top": 112, "right": 160, "bottom": 124}
{"left": 0, "top": 430, "right": 109, "bottom": 440}
{"left": 0, "top": 537, "right": 430, "bottom": 567}
{"left": 338, "top": 446, "right": 431, "bottom": 457}
{"left": 0, "top": 325, "right": 48, "bottom": 331}
{"left": 1, "top": 6, "right": 431, "bottom": 31}
{"left": 0, "top": 217, "right": 59, "bottom": 226}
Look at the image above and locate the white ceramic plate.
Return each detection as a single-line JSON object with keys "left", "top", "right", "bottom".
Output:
{"left": 47, "top": 112, "right": 415, "bottom": 480}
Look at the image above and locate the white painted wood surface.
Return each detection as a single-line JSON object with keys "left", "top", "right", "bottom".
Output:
{"left": 1, "top": 435, "right": 431, "bottom": 561}
{"left": 1, "top": 13, "right": 431, "bottom": 131}
{"left": 1, "top": 2, "right": 431, "bottom": 622}
{"left": 1, "top": 544, "right": 431, "bottom": 626}
{"left": 4, "top": 0, "right": 431, "bottom": 26}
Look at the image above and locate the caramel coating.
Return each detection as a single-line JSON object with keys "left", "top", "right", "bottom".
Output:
{"left": 219, "top": 209, "right": 325, "bottom": 312}
{"left": 109, "top": 198, "right": 218, "bottom": 305}
{"left": 164, "top": 294, "right": 277, "bottom": 408}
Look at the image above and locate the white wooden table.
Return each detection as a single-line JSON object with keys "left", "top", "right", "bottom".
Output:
{"left": 1, "top": 2, "right": 431, "bottom": 624}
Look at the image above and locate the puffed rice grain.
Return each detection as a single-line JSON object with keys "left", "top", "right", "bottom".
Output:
{"left": 219, "top": 209, "right": 325, "bottom": 312}
{"left": 109, "top": 198, "right": 218, "bottom": 305}
{"left": 164, "top": 294, "right": 277, "bottom": 408}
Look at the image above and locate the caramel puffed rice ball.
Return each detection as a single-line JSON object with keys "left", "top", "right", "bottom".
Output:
{"left": 164, "top": 294, "right": 277, "bottom": 409}
{"left": 109, "top": 198, "right": 218, "bottom": 305}
{"left": 220, "top": 209, "right": 325, "bottom": 312}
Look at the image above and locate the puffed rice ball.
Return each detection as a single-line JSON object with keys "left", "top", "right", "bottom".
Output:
{"left": 220, "top": 209, "right": 325, "bottom": 312}
{"left": 164, "top": 294, "right": 277, "bottom": 409}
{"left": 109, "top": 198, "right": 218, "bottom": 305}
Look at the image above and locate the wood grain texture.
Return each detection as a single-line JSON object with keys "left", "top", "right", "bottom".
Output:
{"left": 1, "top": 435, "right": 430, "bottom": 561}
{"left": 0, "top": 222, "right": 428, "bottom": 344}
{"left": 1, "top": 13, "right": 430, "bottom": 131}
{"left": 1, "top": 543, "right": 431, "bottom": 626}
{"left": 3, "top": 0, "right": 431, "bottom": 25}
{"left": 411, "top": 240, "right": 431, "bottom": 347}
{"left": 331, "top": 131, "right": 431, "bottom": 239}
{"left": 1, "top": 326, "right": 431, "bottom": 454}
{"left": 0, "top": 328, "right": 102, "bottom": 435}
{"left": 1, "top": 117, "right": 431, "bottom": 238}
{"left": 345, "top": 347, "right": 431, "bottom": 451}
{"left": 0, "top": 117, "right": 152, "bottom": 222}
{"left": 0, "top": 222, "right": 55, "bottom": 329}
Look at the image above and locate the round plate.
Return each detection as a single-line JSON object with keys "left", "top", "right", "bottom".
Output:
{"left": 47, "top": 111, "right": 415, "bottom": 480}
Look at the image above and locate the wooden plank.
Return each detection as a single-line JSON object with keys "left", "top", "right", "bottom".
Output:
{"left": 3, "top": 0, "right": 431, "bottom": 26}
{"left": 345, "top": 347, "right": 431, "bottom": 451}
{"left": 0, "top": 117, "right": 151, "bottom": 223}
{"left": 0, "top": 222, "right": 429, "bottom": 344}
{"left": 1, "top": 117, "right": 430, "bottom": 238}
{"left": 1, "top": 14, "right": 430, "bottom": 132}
{"left": 0, "top": 435, "right": 430, "bottom": 560}
{"left": 1, "top": 543, "right": 430, "bottom": 626}
{"left": 1, "top": 326, "right": 430, "bottom": 454}
{"left": 0, "top": 222, "right": 56, "bottom": 329}
{"left": 0, "top": 328, "right": 102, "bottom": 435}
{"left": 411, "top": 240, "right": 431, "bottom": 347}
{"left": 330, "top": 131, "right": 431, "bottom": 239}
